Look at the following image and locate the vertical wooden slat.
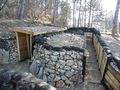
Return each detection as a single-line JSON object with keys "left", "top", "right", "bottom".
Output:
{"left": 98, "top": 45, "right": 103, "bottom": 69}
{"left": 27, "top": 34, "right": 30, "bottom": 58}
{"left": 29, "top": 34, "right": 33, "bottom": 64}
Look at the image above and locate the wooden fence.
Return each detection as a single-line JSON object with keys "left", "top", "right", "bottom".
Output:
{"left": 92, "top": 34, "right": 120, "bottom": 90}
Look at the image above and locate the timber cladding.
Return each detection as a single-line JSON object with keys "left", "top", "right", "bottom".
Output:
{"left": 16, "top": 32, "right": 29, "bottom": 60}
{"left": 93, "top": 33, "right": 120, "bottom": 90}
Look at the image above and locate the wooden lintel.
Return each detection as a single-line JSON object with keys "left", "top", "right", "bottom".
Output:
{"left": 8, "top": 27, "right": 33, "bottom": 35}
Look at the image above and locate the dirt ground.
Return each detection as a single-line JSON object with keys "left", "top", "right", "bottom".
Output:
{"left": 101, "top": 34, "right": 120, "bottom": 60}
{"left": 0, "top": 60, "right": 30, "bottom": 73}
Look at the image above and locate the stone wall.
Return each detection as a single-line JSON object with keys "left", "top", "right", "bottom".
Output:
{"left": 0, "top": 49, "right": 9, "bottom": 64}
{"left": 30, "top": 44, "right": 84, "bottom": 88}
{"left": 0, "top": 69, "right": 56, "bottom": 90}
{"left": 8, "top": 39, "right": 19, "bottom": 64}
{"left": 0, "top": 33, "right": 19, "bottom": 64}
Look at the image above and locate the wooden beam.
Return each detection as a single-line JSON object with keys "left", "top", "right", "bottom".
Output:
{"left": 8, "top": 27, "right": 33, "bottom": 35}
{"left": 16, "top": 32, "right": 21, "bottom": 61}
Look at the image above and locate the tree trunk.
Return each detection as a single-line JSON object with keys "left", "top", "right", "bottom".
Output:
{"left": 91, "top": 9, "right": 94, "bottom": 27}
{"left": 17, "top": 0, "right": 26, "bottom": 19}
{"left": 88, "top": 0, "right": 92, "bottom": 27}
{"left": 112, "top": 0, "right": 120, "bottom": 37}
{"left": 84, "top": 0, "right": 86, "bottom": 27}
{"left": 73, "top": 0, "right": 75, "bottom": 27}
{"left": 77, "top": 0, "right": 82, "bottom": 27}
{"left": 0, "top": 0, "right": 8, "bottom": 11}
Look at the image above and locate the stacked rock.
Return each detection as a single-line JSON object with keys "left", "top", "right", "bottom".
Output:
{"left": 8, "top": 39, "right": 19, "bottom": 64}
{"left": 31, "top": 33, "right": 85, "bottom": 88}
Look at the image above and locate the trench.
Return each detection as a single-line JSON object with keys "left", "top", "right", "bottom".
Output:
{"left": 58, "top": 35, "right": 106, "bottom": 90}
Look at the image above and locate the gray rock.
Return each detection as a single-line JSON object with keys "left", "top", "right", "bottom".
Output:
{"left": 66, "top": 51, "right": 72, "bottom": 55}
{"left": 71, "top": 54, "right": 76, "bottom": 58}
{"left": 38, "top": 67, "right": 44, "bottom": 79}
{"left": 78, "top": 61, "right": 82, "bottom": 66}
{"left": 51, "top": 56, "right": 58, "bottom": 61}
{"left": 44, "top": 50, "right": 52, "bottom": 54}
{"left": 49, "top": 74, "right": 55, "bottom": 78}
{"left": 72, "top": 66, "right": 78, "bottom": 70}
{"left": 48, "top": 61, "right": 56, "bottom": 66}
{"left": 54, "top": 76, "right": 61, "bottom": 81}
{"left": 58, "top": 69, "right": 65, "bottom": 74}
{"left": 61, "top": 76, "right": 68, "bottom": 81}
{"left": 58, "top": 60, "right": 66, "bottom": 65}
{"left": 66, "top": 60, "right": 74, "bottom": 66}
{"left": 56, "top": 63, "right": 60, "bottom": 68}
{"left": 64, "top": 55, "right": 72, "bottom": 60}
{"left": 43, "top": 75, "right": 47, "bottom": 82}
{"left": 49, "top": 82, "right": 55, "bottom": 86}
{"left": 60, "top": 65, "right": 64, "bottom": 69}
{"left": 65, "top": 71, "right": 74, "bottom": 77}
{"left": 53, "top": 51, "right": 59, "bottom": 56}
{"left": 60, "top": 52, "right": 65, "bottom": 56}
{"left": 45, "top": 68, "right": 55, "bottom": 73}
{"left": 65, "top": 80, "right": 73, "bottom": 85}
{"left": 64, "top": 66, "right": 71, "bottom": 70}
{"left": 29, "top": 60, "right": 40, "bottom": 75}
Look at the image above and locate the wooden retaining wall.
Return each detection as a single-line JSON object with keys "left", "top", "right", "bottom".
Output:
{"left": 92, "top": 34, "right": 120, "bottom": 90}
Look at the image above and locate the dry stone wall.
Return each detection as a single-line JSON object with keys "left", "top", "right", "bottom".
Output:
{"left": 0, "top": 36, "right": 18, "bottom": 64}
{"left": 31, "top": 45, "right": 84, "bottom": 88}
{"left": 30, "top": 32, "right": 85, "bottom": 88}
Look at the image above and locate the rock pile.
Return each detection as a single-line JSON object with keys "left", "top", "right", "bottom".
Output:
{"left": 0, "top": 69, "right": 56, "bottom": 90}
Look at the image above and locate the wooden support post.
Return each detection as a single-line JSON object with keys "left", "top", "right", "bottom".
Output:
{"left": 26, "top": 34, "right": 30, "bottom": 58}
{"left": 29, "top": 34, "right": 33, "bottom": 64}
{"left": 16, "top": 32, "right": 21, "bottom": 61}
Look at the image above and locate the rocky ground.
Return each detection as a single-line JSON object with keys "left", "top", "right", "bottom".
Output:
{"left": 46, "top": 33, "right": 85, "bottom": 49}
{"left": 101, "top": 34, "right": 120, "bottom": 60}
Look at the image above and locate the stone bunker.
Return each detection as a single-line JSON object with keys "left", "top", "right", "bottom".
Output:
{"left": 30, "top": 31, "right": 86, "bottom": 87}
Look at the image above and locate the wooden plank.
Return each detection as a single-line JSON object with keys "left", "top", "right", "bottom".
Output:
{"left": 97, "top": 42, "right": 100, "bottom": 60}
{"left": 8, "top": 27, "right": 33, "bottom": 35}
{"left": 105, "top": 73, "right": 119, "bottom": 90}
{"left": 94, "top": 35, "right": 97, "bottom": 51}
{"left": 98, "top": 45, "right": 103, "bottom": 69}
{"left": 27, "top": 34, "right": 30, "bottom": 58}
{"left": 29, "top": 34, "right": 33, "bottom": 64}
{"left": 16, "top": 32, "right": 21, "bottom": 61}
{"left": 107, "top": 65, "right": 120, "bottom": 82}
{"left": 100, "top": 52, "right": 108, "bottom": 77}
{"left": 17, "top": 32, "right": 29, "bottom": 60}
{"left": 105, "top": 70, "right": 120, "bottom": 90}
{"left": 8, "top": 27, "right": 65, "bottom": 36}
{"left": 93, "top": 35, "right": 95, "bottom": 47}
{"left": 104, "top": 80, "right": 112, "bottom": 89}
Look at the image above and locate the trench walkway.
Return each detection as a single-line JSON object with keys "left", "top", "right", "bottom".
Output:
{"left": 58, "top": 40, "right": 106, "bottom": 90}
{"left": 78, "top": 40, "right": 106, "bottom": 90}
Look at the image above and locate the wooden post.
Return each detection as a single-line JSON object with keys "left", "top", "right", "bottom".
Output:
{"left": 16, "top": 32, "right": 21, "bottom": 61}
{"left": 29, "top": 34, "right": 33, "bottom": 64}
{"left": 26, "top": 34, "right": 30, "bottom": 58}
